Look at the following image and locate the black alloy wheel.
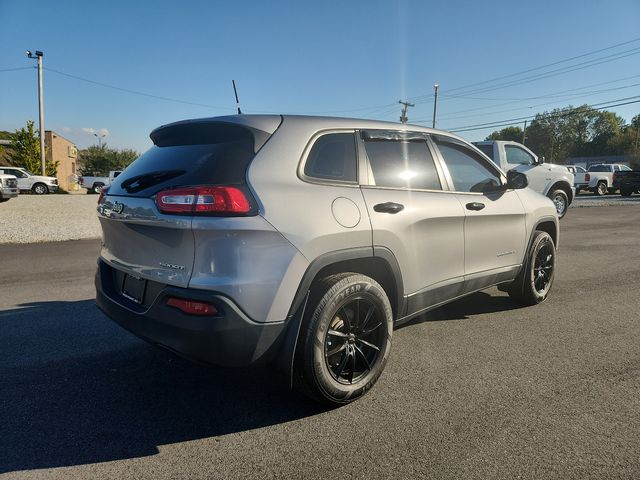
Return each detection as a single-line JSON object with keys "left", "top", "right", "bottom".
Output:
{"left": 324, "top": 297, "right": 384, "bottom": 385}
{"left": 507, "top": 230, "right": 556, "bottom": 306}
{"left": 532, "top": 240, "right": 554, "bottom": 296}
{"left": 298, "top": 273, "right": 393, "bottom": 405}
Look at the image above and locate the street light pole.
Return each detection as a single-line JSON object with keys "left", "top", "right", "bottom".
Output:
{"left": 94, "top": 133, "right": 106, "bottom": 148}
{"left": 432, "top": 84, "right": 439, "bottom": 128}
{"left": 27, "top": 50, "right": 45, "bottom": 175}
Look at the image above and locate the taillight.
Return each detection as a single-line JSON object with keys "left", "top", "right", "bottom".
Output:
{"left": 98, "top": 186, "right": 109, "bottom": 204}
{"left": 585, "top": 173, "right": 590, "bottom": 181}
{"left": 166, "top": 297, "right": 218, "bottom": 316}
{"left": 155, "top": 186, "right": 251, "bottom": 215}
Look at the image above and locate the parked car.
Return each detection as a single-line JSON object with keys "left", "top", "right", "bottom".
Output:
{"left": 0, "top": 174, "right": 19, "bottom": 202}
{"left": 95, "top": 115, "right": 559, "bottom": 405}
{"left": 565, "top": 165, "right": 586, "bottom": 176}
{"left": 573, "top": 164, "right": 632, "bottom": 195}
{"left": 79, "top": 170, "right": 123, "bottom": 194}
{"left": 612, "top": 168, "right": 640, "bottom": 196}
{"left": 0, "top": 167, "right": 57, "bottom": 194}
{"left": 473, "top": 140, "right": 574, "bottom": 218}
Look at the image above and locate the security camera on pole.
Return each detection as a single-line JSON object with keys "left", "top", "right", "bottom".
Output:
{"left": 26, "top": 50, "right": 45, "bottom": 176}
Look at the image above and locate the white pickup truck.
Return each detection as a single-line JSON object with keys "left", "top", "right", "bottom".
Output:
{"left": 473, "top": 140, "right": 575, "bottom": 218}
{"left": 79, "top": 170, "right": 122, "bottom": 194}
{"left": 0, "top": 166, "right": 58, "bottom": 194}
{"left": 573, "top": 164, "right": 632, "bottom": 196}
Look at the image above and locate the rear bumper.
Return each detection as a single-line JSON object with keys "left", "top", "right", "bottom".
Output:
{"left": 95, "top": 259, "right": 288, "bottom": 367}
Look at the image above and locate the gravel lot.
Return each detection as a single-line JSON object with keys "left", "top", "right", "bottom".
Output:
{"left": 0, "top": 192, "right": 639, "bottom": 245}
{"left": 0, "top": 194, "right": 101, "bottom": 244}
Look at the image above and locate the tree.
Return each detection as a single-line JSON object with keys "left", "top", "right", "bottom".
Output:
{"left": 78, "top": 144, "right": 139, "bottom": 175}
{"left": 485, "top": 126, "right": 524, "bottom": 142}
{"left": 6, "top": 120, "right": 58, "bottom": 176}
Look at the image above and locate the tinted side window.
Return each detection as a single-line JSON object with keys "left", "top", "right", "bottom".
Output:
{"left": 434, "top": 138, "right": 501, "bottom": 193}
{"left": 588, "top": 165, "right": 608, "bottom": 172}
{"left": 505, "top": 145, "right": 534, "bottom": 165}
{"left": 363, "top": 139, "right": 441, "bottom": 190}
{"left": 304, "top": 133, "right": 357, "bottom": 183}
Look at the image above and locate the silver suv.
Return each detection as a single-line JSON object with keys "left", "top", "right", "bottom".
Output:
{"left": 96, "top": 115, "right": 559, "bottom": 404}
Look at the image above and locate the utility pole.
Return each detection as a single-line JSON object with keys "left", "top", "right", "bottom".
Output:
{"left": 399, "top": 100, "right": 414, "bottom": 124}
{"left": 27, "top": 50, "right": 45, "bottom": 175}
{"left": 522, "top": 120, "right": 527, "bottom": 145}
{"left": 432, "top": 84, "right": 439, "bottom": 128}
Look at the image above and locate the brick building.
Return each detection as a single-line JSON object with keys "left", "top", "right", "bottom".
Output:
{"left": 45, "top": 131, "right": 78, "bottom": 190}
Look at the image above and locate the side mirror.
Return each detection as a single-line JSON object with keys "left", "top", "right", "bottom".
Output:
{"left": 537, "top": 156, "right": 545, "bottom": 164}
{"left": 506, "top": 170, "right": 528, "bottom": 189}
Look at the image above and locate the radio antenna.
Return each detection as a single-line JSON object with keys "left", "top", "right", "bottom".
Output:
{"left": 232, "top": 80, "right": 242, "bottom": 114}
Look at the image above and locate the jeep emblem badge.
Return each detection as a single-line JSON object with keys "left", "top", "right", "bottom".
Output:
{"left": 112, "top": 202, "right": 125, "bottom": 214}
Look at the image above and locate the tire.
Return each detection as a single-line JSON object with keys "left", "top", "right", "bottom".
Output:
{"left": 507, "top": 231, "right": 556, "bottom": 306}
{"left": 92, "top": 183, "right": 105, "bottom": 194}
{"left": 594, "top": 181, "right": 607, "bottom": 196}
{"left": 297, "top": 273, "right": 393, "bottom": 405}
{"left": 31, "top": 183, "right": 48, "bottom": 195}
{"left": 548, "top": 189, "right": 569, "bottom": 219}
{"left": 0, "top": 197, "right": 9, "bottom": 203}
{"left": 620, "top": 186, "right": 633, "bottom": 197}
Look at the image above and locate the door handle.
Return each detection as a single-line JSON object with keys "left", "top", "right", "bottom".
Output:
{"left": 373, "top": 202, "right": 404, "bottom": 214}
{"left": 466, "top": 202, "right": 485, "bottom": 211}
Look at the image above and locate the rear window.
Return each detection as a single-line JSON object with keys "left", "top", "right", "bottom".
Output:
{"left": 475, "top": 144, "right": 494, "bottom": 161}
{"left": 588, "top": 165, "right": 609, "bottom": 172}
{"left": 108, "top": 123, "right": 261, "bottom": 196}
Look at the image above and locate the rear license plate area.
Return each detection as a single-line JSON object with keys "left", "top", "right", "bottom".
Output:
{"left": 121, "top": 274, "right": 146, "bottom": 304}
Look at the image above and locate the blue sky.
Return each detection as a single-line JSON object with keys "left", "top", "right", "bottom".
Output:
{"left": 1, "top": 0, "right": 639, "bottom": 153}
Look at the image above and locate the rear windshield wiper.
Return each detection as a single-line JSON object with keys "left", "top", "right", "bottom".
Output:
{"left": 120, "top": 170, "right": 185, "bottom": 193}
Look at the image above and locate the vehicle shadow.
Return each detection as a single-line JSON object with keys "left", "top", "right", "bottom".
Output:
{"left": 398, "top": 290, "right": 522, "bottom": 328}
{"left": 0, "top": 300, "right": 325, "bottom": 473}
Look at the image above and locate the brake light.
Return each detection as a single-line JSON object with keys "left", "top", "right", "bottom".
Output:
{"left": 585, "top": 173, "right": 590, "bottom": 182}
{"left": 166, "top": 297, "right": 218, "bottom": 316}
{"left": 155, "top": 186, "right": 251, "bottom": 215}
{"left": 98, "top": 186, "right": 109, "bottom": 204}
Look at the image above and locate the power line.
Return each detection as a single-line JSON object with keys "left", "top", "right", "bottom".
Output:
{"left": 423, "top": 80, "right": 640, "bottom": 123}
{"left": 439, "top": 47, "right": 640, "bottom": 98}
{"left": 413, "top": 74, "right": 640, "bottom": 123}
{"left": 0, "top": 66, "right": 34, "bottom": 72}
{"left": 444, "top": 96, "right": 640, "bottom": 133}
{"left": 408, "top": 36, "right": 640, "bottom": 103}
{"left": 440, "top": 73, "right": 640, "bottom": 102}
{"left": 43, "top": 67, "right": 235, "bottom": 111}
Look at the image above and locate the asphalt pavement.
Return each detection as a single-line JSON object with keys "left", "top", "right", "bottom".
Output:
{"left": 1, "top": 206, "right": 639, "bottom": 479}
